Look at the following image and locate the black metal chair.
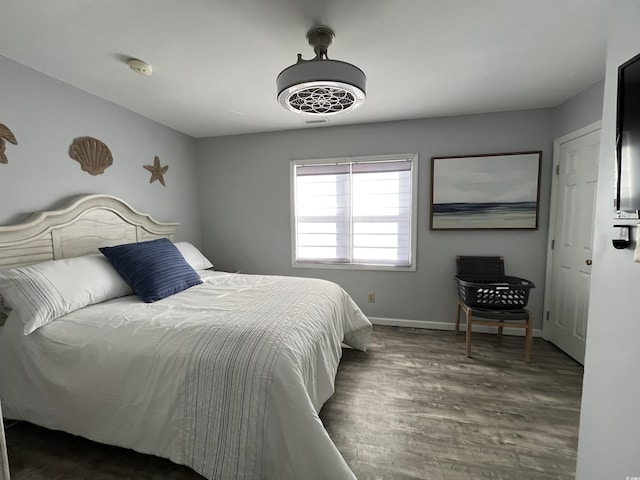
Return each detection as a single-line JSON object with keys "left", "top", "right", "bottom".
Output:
{"left": 454, "top": 256, "right": 533, "bottom": 362}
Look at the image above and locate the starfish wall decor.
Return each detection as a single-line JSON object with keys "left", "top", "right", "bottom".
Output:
{"left": 0, "top": 124, "right": 18, "bottom": 164}
{"left": 144, "top": 156, "right": 168, "bottom": 186}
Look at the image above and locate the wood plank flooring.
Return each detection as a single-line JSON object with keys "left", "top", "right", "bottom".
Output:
{"left": 320, "top": 326, "right": 583, "bottom": 480}
{"left": 3, "top": 326, "right": 583, "bottom": 479}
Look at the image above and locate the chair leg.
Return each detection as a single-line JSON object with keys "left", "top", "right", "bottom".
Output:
{"left": 455, "top": 301, "right": 461, "bottom": 333}
{"left": 524, "top": 313, "right": 533, "bottom": 362}
{"left": 465, "top": 307, "right": 472, "bottom": 358}
{"left": 497, "top": 325, "right": 504, "bottom": 337}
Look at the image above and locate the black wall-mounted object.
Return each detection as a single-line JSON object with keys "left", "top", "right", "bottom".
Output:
{"left": 616, "top": 51, "right": 640, "bottom": 214}
{"left": 612, "top": 225, "right": 632, "bottom": 249}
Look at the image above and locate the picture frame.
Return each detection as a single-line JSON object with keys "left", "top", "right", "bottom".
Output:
{"left": 430, "top": 151, "right": 542, "bottom": 230}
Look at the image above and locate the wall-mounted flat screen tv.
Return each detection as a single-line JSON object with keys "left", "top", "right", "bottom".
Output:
{"left": 616, "top": 51, "right": 640, "bottom": 214}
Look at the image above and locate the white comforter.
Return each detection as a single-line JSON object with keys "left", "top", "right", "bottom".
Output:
{"left": 0, "top": 271, "right": 372, "bottom": 479}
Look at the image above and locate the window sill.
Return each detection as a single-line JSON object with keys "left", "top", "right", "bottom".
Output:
{"left": 292, "top": 262, "right": 416, "bottom": 272}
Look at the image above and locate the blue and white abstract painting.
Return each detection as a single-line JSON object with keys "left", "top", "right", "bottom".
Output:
{"left": 431, "top": 152, "right": 541, "bottom": 229}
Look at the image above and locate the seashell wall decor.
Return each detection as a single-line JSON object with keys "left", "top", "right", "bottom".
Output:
{"left": 143, "top": 156, "right": 168, "bottom": 187}
{"left": 69, "top": 136, "right": 113, "bottom": 175}
{"left": 0, "top": 124, "right": 18, "bottom": 164}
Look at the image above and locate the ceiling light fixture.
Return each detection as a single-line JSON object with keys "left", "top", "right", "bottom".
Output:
{"left": 276, "top": 27, "right": 366, "bottom": 116}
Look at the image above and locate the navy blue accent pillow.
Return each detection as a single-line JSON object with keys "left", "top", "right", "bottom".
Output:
{"left": 99, "top": 238, "right": 202, "bottom": 303}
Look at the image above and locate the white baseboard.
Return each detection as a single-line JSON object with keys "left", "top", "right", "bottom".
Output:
{"left": 368, "top": 316, "right": 543, "bottom": 337}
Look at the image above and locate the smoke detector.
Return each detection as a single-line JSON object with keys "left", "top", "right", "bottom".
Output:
{"left": 276, "top": 27, "right": 366, "bottom": 115}
{"left": 127, "top": 58, "right": 153, "bottom": 76}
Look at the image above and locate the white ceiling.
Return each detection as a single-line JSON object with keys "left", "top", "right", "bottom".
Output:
{"left": 0, "top": 0, "right": 612, "bottom": 139}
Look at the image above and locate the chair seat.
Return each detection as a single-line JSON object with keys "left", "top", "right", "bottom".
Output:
{"left": 464, "top": 306, "right": 529, "bottom": 321}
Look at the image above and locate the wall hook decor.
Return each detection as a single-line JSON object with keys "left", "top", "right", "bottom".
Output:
{"left": 0, "top": 124, "right": 18, "bottom": 164}
{"left": 69, "top": 136, "right": 113, "bottom": 175}
{"left": 143, "top": 156, "right": 168, "bottom": 187}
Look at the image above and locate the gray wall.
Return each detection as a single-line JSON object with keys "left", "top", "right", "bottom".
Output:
{"left": 577, "top": 1, "right": 640, "bottom": 478}
{"left": 0, "top": 56, "right": 202, "bottom": 244}
{"left": 196, "top": 110, "right": 555, "bottom": 329}
{"left": 553, "top": 79, "right": 604, "bottom": 138}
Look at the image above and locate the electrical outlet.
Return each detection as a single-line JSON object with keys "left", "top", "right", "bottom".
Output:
{"left": 368, "top": 292, "right": 375, "bottom": 303}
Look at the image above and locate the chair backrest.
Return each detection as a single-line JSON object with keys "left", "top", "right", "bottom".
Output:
{"left": 456, "top": 255, "right": 505, "bottom": 276}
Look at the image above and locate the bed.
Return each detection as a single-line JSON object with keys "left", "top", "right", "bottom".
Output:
{"left": 0, "top": 194, "right": 372, "bottom": 480}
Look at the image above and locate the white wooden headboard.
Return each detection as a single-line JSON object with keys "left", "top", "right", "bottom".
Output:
{"left": 0, "top": 194, "right": 178, "bottom": 270}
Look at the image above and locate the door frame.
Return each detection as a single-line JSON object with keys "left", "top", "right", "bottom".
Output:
{"left": 542, "top": 120, "right": 601, "bottom": 341}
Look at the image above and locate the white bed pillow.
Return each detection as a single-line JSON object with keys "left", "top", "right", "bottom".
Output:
{"left": 0, "top": 254, "right": 132, "bottom": 335}
{"left": 174, "top": 242, "right": 213, "bottom": 271}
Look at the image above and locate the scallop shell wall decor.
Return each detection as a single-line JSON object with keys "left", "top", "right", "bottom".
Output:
{"left": 69, "top": 136, "right": 113, "bottom": 175}
{"left": 0, "top": 123, "right": 18, "bottom": 164}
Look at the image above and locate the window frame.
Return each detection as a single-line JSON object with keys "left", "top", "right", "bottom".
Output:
{"left": 290, "top": 153, "right": 419, "bottom": 271}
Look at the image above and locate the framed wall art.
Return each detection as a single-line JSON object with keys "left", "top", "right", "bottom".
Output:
{"left": 430, "top": 151, "right": 542, "bottom": 230}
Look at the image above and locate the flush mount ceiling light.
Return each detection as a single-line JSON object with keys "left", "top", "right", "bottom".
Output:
{"left": 277, "top": 27, "right": 366, "bottom": 116}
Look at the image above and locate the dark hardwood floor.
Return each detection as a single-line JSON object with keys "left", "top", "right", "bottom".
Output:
{"left": 4, "top": 326, "right": 583, "bottom": 479}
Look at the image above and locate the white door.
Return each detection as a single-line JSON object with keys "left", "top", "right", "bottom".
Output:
{"left": 543, "top": 123, "right": 601, "bottom": 364}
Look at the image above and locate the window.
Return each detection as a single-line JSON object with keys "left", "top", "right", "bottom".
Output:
{"left": 291, "top": 153, "right": 418, "bottom": 270}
